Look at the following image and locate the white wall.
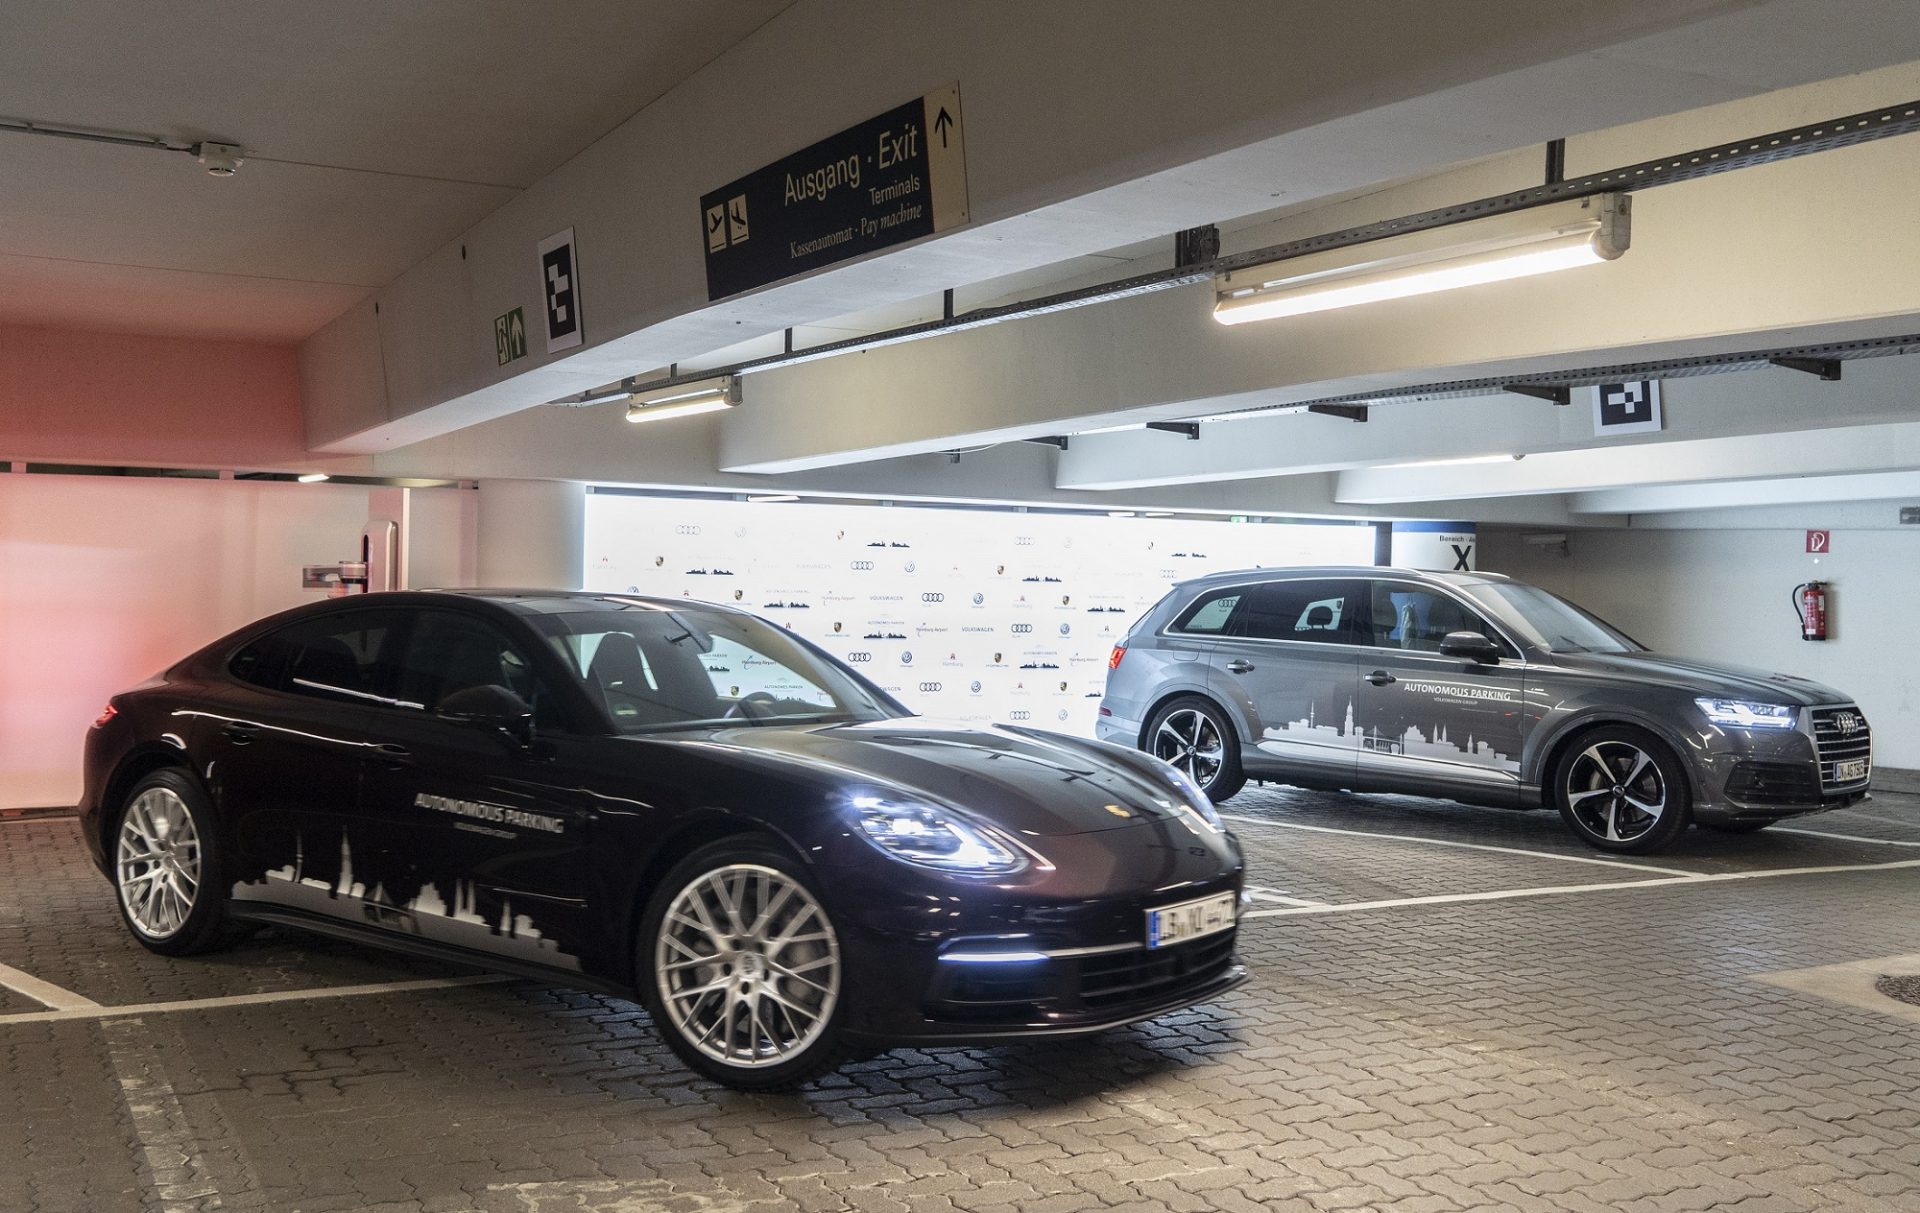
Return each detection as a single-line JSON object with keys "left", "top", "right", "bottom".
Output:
{"left": 0, "top": 475, "right": 473, "bottom": 809}
{"left": 1481, "top": 526, "right": 1919, "bottom": 769}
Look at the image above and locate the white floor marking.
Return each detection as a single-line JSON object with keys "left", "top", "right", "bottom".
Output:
{"left": 1219, "top": 814, "right": 1698, "bottom": 876}
{"left": 1756, "top": 951, "right": 1920, "bottom": 1028}
{"left": 1240, "top": 856, "right": 1920, "bottom": 919}
{"left": 104, "top": 1016, "right": 233, "bottom": 1212}
{"left": 1244, "top": 888, "right": 1330, "bottom": 908}
{"left": 1775, "top": 827, "right": 1920, "bottom": 848}
{"left": 0, "top": 973, "right": 513, "bottom": 1026}
{"left": 0, "top": 960, "right": 101, "bottom": 1010}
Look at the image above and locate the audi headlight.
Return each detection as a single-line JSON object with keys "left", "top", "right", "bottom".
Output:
{"left": 1150, "top": 757, "right": 1223, "bottom": 830}
{"left": 850, "top": 797, "right": 1025, "bottom": 874}
{"left": 1694, "top": 698, "right": 1799, "bottom": 730}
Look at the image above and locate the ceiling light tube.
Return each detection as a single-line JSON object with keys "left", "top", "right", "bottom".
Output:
{"left": 624, "top": 375, "right": 741, "bottom": 424}
{"left": 1213, "top": 194, "right": 1629, "bottom": 325}
{"left": 296, "top": 472, "right": 331, "bottom": 483}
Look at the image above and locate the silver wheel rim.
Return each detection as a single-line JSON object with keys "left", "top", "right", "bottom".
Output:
{"left": 1565, "top": 740, "right": 1667, "bottom": 843}
{"left": 1154, "top": 708, "right": 1225, "bottom": 788}
{"left": 654, "top": 863, "right": 840, "bottom": 1069}
{"left": 116, "top": 787, "right": 203, "bottom": 939}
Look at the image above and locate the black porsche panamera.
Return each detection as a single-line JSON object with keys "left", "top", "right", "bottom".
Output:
{"left": 80, "top": 590, "right": 1246, "bottom": 1088}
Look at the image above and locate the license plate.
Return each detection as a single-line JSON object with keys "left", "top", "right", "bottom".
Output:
{"left": 1835, "top": 758, "right": 1868, "bottom": 783}
{"left": 1146, "top": 892, "right": 1237, "bottom": 949}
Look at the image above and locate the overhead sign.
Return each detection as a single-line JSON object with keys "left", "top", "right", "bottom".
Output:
{"left": 1390, "top": 522, "right": 1476, "bottom": 572}
{"left": 700, "top": 84, "right": 969, "bottom": 300}
{"left": 538, "top": 228, "right": 582, "bottom": 353}
{"left": 493, "top": 306, "right": 527, "bottom": 366}
{"left": 1806, "top": 529, "right": 1830, "bottom": 554}
{"left": 1590, "top": 379, "right": 1662, "bottom": 437}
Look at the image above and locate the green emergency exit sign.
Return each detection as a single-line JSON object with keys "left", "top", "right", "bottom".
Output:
{"left": 494, "top": 307, "right": 528, "bottom": 365}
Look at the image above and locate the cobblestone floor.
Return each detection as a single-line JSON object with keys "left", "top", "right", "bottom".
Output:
{"left": 4, "top": 786, "right": 1919, "bottom": 1212}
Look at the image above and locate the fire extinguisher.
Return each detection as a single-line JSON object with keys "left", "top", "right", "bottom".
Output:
{"left": 1793, "top": 581, "right": 1828, "bottom": 642}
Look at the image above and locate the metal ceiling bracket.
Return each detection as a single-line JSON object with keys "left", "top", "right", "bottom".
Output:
{"left": 1145, "top": 421, "right": 1201, "bottom": 439}
{"left": 1503, "top": 384, "right": 1572, "bottom": 406}
{"left": 1768, "top": 356, "right": 1842, "bottom": 381}
{"left": 1174, "top": 225, "right": 1221, "bottom": 269}
{"left": 1022, "top": 436, "right": 1071, "bottom": 450}
{"left": 1305, "top": 404, "right": 1369, "bottom": 422}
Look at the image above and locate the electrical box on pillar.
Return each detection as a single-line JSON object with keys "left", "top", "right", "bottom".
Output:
{"left": 1794, "top": 581, "right": 1829, "bottom": 641}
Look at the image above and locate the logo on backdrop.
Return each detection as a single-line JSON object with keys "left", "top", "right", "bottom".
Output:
{"left": 538, "top": 227, "right": 582, "bottom": 353}
{"left": 1590, "top": 379, "right": 1662, "bottom": 437}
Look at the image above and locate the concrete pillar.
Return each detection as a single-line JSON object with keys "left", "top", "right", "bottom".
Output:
{"left": 476, "top": 479, "right": 586, "bottom": 589}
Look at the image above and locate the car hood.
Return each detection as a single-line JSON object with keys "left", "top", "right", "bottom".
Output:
{"left": 636, "top": 718, "right": 1203, "bottom": 837}
{"left": 1549, "top": 651, "right": 1850, "bottom": 705}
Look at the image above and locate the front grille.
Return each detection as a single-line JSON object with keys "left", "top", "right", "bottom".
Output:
{"left": 1810, "top": 705, "right": 1873, "bottom": 789}
{"left": 933, "top": 930, "right": 1238, "bottom": 1024}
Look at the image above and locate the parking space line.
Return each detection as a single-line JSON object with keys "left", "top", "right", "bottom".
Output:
{"left": 0, "top": 973, "right": 513, "bottom": 1026}
{"left": 1244, "top": 888, "right": 1330, "bottom": 908}
{"left": 1241, "top": 856, "right": 1920, "bottom": 919}
{"left": 1776, "top": 827, "right": 1920, "bottom": 848}
{"left": 1219, "top": 814, "right": 1698, "bottom": 876}
{"left": 0, "top": 960, "right": 102, "bottom": 1010}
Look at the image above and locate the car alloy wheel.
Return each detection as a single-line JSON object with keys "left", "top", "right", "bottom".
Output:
{"left": 1554, "top": 727, "right": 1690, "bottom": 853}
{"left": 1154, "top": 708, "right": 1225, "bottom": 789}
{"left": 654, "top": 861, "right": 841, "bottom": 1074}
{"left": 116, "top": 784, "right": 204, "bottom": 940}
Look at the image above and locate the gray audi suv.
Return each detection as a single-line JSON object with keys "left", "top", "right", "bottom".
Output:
{"left": 1098, "top": 567, "right": 1872, "bottom": 853}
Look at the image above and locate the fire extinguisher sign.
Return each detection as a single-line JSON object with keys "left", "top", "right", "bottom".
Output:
{"left": 1806, "top": 530, "right": 1830, "bottom": 554}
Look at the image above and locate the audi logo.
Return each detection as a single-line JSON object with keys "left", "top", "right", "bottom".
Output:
{"left": 847, "top": 652, "right": 872, "bottom": 663}
{"left": 1834, "top": 711, "right": 1863, "bottom": 736}
{"left": 1008, "top": 710, "right": 1032, "bottom": 721}
{"left": 850, "top": 560, "right": 875, "bottom": 571}
{"left": 917, "top": 682, "right": 943, "bottom": 693}
{"left": 1010, "top": 623, "right": 1033, "bottom": 634}
{"left": 1014, "top": 536, "right": 1033, "bottom": 546}
{"left": 675, "top": 524, "right": 701, "bottom": 535}
{"left": 921, "top": 592, "right": 945, "bottom": 603}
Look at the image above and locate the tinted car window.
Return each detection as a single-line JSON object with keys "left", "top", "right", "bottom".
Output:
{"left": 1171, "top": 588, "right": 1245, "bottom": 635}
{"left": 231, "top": 610, "right": 406, "bottom": 704}
{"left": 1370, "top": 584, "right": 1505, "bottom": 654}
{"left": 391, "top": 611, "right": 545, "bottom": 716}
{"left": 1235, "top": 580, "right": 1366, "bottom": 644}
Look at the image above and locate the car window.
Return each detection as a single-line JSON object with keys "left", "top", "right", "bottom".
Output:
{"left": 1171, "top": 588, "right": 1245, "bottom": 635}
{"left": 1234, "top": 580, "right": 1366, "bottom": 644}
{"left": 1370, "top": 584, "right": 1508, "bottom": 654}
{"left": 700, "top": 635, "right": 839, "bottom": 710}
{"left": 232, "top": 610, "right": 407, "bottom": 704}
{"left": 390, "top": 611, "right": 554, "bottom": 723}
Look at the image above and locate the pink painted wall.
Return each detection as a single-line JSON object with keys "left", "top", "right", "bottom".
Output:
{"left": 0, "top": 323, "right": 358, "bottom": 471}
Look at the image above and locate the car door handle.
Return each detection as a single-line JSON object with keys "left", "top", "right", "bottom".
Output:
{"left": 221, "top": 721, "right": 260, "bottom": 744}
{"left": 374, "top": 743, "right": 413, "bottom": 768}
{"left": 1367, "top": 670, "right": 1397, "bottom": 686}
{"left": 1225, "top": 659, "right": 1256, "bottom": 674}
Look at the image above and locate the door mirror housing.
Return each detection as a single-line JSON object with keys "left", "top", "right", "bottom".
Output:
{"left": 1438, "top": 631, "right": 1501, "bottom": 664}
{"left": 436, "top": 683, "right": 535, "bottom": 747}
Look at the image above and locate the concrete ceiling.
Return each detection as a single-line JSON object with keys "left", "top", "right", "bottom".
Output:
{"left": 0, "top": 0, "right": 793, "bottom": 341}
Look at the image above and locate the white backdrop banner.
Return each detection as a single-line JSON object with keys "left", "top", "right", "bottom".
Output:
{"left": 583, "top": 495, "right": 1375, "bottom": 736}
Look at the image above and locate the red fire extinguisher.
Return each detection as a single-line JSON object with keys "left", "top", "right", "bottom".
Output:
{"left": 1794, "top": 581, "right": 1828, "bottom": 642}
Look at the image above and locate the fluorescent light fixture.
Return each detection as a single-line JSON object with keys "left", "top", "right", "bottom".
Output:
{"left": 1213, "top": 194, "right": 1629, "bottom": 325}
{"left": 625, "top": 375, "right": 741, "bottom": 424}
{"left": 1106, "top": 510, "right": 1136, "bottom": 518}
{"left": 576, "top": 386, "right": 636, "bottom": 407}
{"left": 1379, "top": 454, "right": 1521, "bottom": 469}
{"left": 747, "top": 493, "right": 800, "bottom": 503}
{"left": 296, "top": 472, "right": 330, "bottom": 483}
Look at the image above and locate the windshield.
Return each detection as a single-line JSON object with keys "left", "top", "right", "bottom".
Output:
{"left": 530, "top": 603, "right": 900, "bottom": 734}
{"left": 1461, "top": 583, "right": 1643, "bottom": 654}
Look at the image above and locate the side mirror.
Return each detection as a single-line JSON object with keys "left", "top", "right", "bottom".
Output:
{"left": 436, "top": 684, "right": 535, "bottom": 747}
{"left": 1438, "top": 631, "right": 1501, "bottom": 664}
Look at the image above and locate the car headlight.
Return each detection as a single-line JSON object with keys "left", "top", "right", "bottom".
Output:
{"left": 1150, "top": 757, "right": 1223, "bottom": 830}
{"left": 850, "top": 797, "right": 1026, "bottom": 874}
{"left": 1694, "top": 698, "right": 1799, "bottom": 730}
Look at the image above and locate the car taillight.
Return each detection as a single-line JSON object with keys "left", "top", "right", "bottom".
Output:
{"left": 1108, "top": 646, "right": 1127, "bottom": 671}
{"left": 93, "top": 703, "right": 118, "bottom": 728}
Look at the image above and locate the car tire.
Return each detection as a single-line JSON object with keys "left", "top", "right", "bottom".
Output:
{"left": 639, "top": 835, "right": 852, "bottom": 1090}
{"left": 1701, "top": 820, "right": 1774, "bottom": 834}
{"left": 1145, "top": 697, "right": 1246, "bottom": 803}
{"left": 111, "top": 769, "right": 241, "bottom": 956}
{"left": 1552, "top": 726, "right": 1692, "bottom": 854}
